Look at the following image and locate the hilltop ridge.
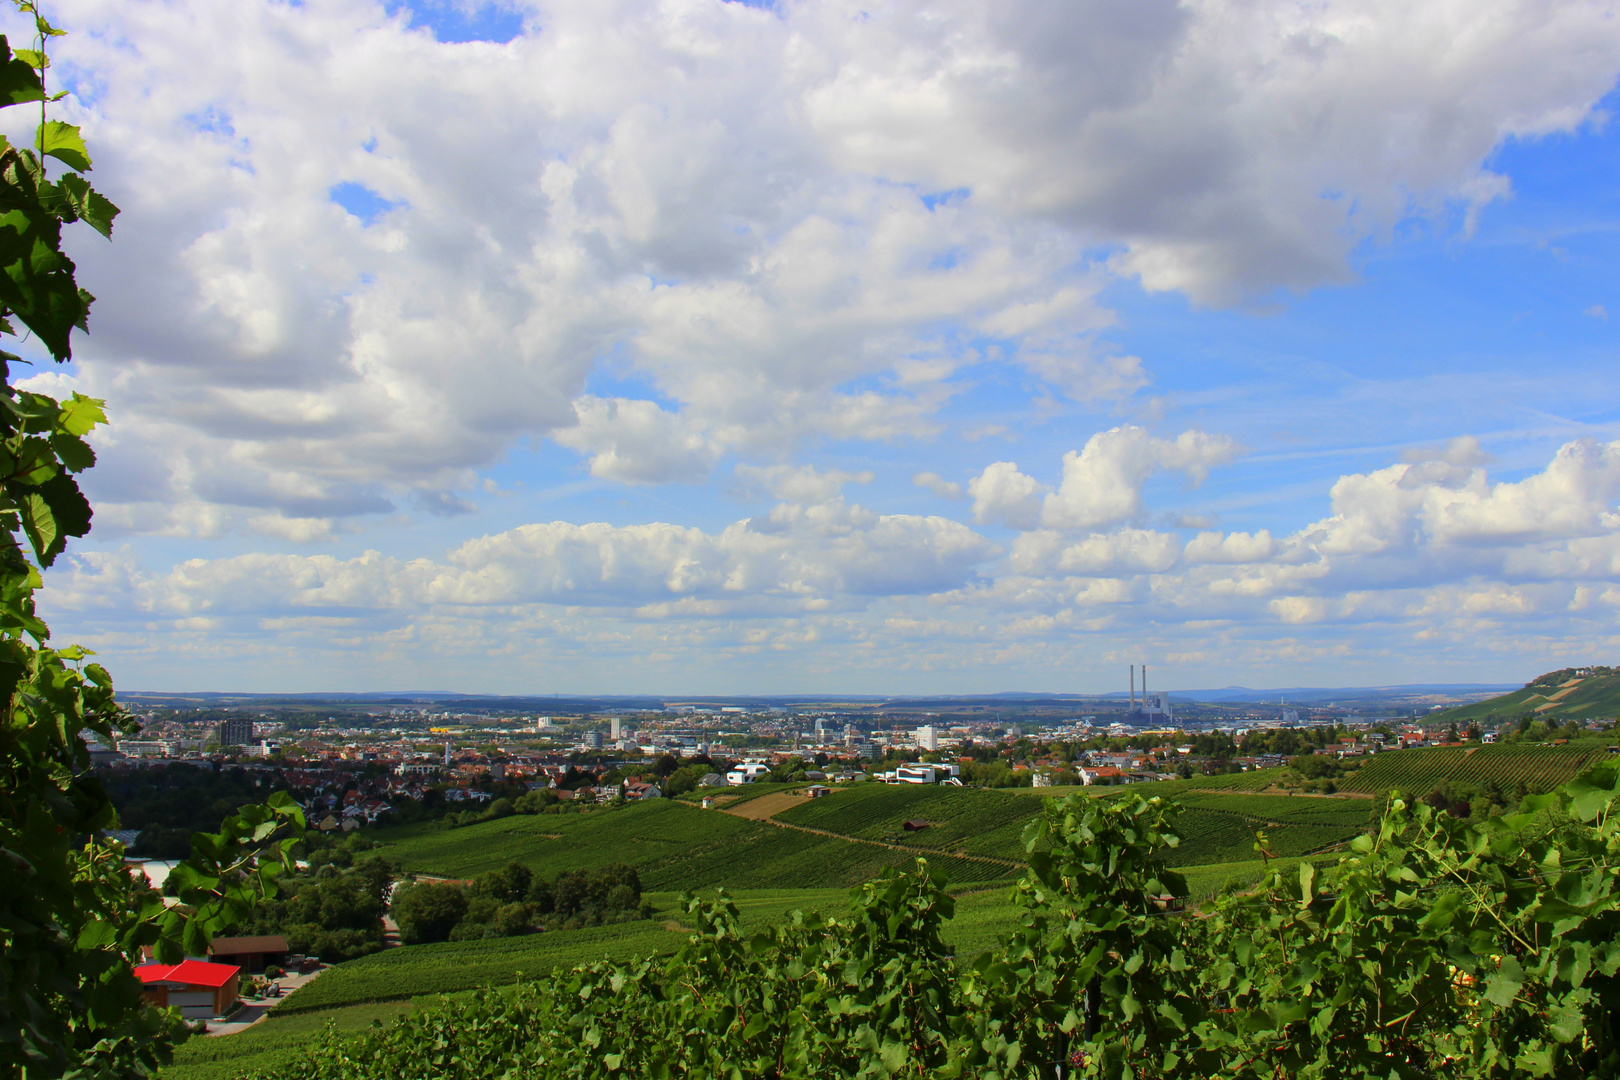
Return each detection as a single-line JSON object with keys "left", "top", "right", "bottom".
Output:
{"left": 1436, "top": 666, "right": 1620, "bottom": 724}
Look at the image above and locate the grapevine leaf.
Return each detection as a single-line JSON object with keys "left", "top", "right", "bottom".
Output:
{"left": 18, "top": 470, "right": 90, "bottom": 566}
{"left": 38, "top": 120, "right": 90, "bottom": 172}
{"left": 57, "top": 392, "right": 107, "bottom": 436}
{"left": 48, "top": 432, "right": 93, "bottom": 472}
{"left": 0, "top": 38, "right": 44, "bottom": 106}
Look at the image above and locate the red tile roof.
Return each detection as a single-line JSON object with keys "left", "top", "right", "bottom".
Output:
{"left": 135, "top": 959, "right": 240, "bottom": 988}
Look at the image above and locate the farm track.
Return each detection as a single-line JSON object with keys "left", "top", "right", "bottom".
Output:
{"left": 724, "top": 805, "right": 1025, "bottom": 871}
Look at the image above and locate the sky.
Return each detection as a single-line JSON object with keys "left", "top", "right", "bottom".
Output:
{"left": 10, "top": 0, "right": 1620, "bottom": 695}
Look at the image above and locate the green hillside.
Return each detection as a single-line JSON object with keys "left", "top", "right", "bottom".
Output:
{"left": 1336, "top": 740, "right": 1607, "bottom": 793}
{"left": 774, "top": 780, "right": 1364, "bottom": 866}
{"left": 162, "top": 887, "right": 1028, "bottom": 1080}
{"left": 199, "top": 747, "right": 1611, "bottom": 1080}
{"left": 1437, "top": 665, "right": 1620, "bottom": 723}
{"left": 371, "top": 799, "right": 1017, "bottom": 889}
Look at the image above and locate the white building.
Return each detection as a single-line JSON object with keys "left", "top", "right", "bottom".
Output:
{"left": 890, "top": 763, "right": 961, "bottom": 785}
{"left": 726, "top": 763, "right": 772, "bottom": 785}
{"left": 914, "top": 725, "right": 939, "bottom": 752}
{"left": 609, "top": 717, "right": 622, "bottom": 739}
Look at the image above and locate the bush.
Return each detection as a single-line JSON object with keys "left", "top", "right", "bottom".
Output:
{"left": 1288, "top": 753, "right": 1343, "bottom": 780}
{"left": 514, "top": 789, "right": 559, "bottom": 813}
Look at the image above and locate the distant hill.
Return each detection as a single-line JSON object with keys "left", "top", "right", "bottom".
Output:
{"left": 1162, "top": 684, "right": 1517, "bottom": 705}
{"left": 1435, "top": 667, "right": 1620, "bottom": 724}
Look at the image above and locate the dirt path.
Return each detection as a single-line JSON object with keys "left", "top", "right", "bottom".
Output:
{"left": 206, "top": 965, "right": 331, "bottom": 1037}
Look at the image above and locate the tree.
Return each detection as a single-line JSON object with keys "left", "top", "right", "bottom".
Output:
{"left": 392, "top": 883, "right": 469, "bottom": 945}
{"left": 0, "top": 11, "right": 301, "bottom": 1077}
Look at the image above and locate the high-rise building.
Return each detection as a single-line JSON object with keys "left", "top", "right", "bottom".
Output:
{"left": 915, "top": 725, "right": 939, "bottom": 752}
{"left": 610, "top": 717, "right": 622, "bottom": 739}
{"left": 583, "top": 731, "right": 604, "bottom": 750}
{"left": 215, "top": 717, "right": 253, "bottom": 747}
{"left": 843, "top": 724, "right": 859, "bottom": 745}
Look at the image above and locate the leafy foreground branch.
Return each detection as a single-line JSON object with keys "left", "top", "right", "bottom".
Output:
{"left": 268, "top": 765, "right": 1620, "bottom": 1080}
{"left": 0, "top": 8, "right": 302, "bottom": 1078}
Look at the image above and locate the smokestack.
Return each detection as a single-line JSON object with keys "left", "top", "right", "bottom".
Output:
{"left": 444, "top": 741, "right": 451, "bottom": 766}
{"left": 1130, "top": 665, "right": 1136, "bottom": 710}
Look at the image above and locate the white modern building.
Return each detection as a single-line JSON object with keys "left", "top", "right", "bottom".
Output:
{"left": 888, "top": 763, "right": 961, "bottom": 785}
{"left": 914, "top": 725, "right": 939, "bottom": 752}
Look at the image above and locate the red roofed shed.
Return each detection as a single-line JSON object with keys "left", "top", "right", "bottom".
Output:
{"left": 136, "top": 960, "right": 241, "bottom": 1019}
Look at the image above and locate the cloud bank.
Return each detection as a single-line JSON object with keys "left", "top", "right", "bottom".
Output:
{"left": 17, "top": 0, "right": 1618, "bottom": 537}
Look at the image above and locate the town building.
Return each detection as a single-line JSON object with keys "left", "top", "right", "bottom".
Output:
{"left": 215, "top": 717, "right": 253, "bottom": 747}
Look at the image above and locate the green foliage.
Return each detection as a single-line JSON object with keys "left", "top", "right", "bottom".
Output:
{"left": 98, "top": 762, "right": 289, "bottom": 857}
{"left": 237, "top": 855, "right": 395, "bottom": 963}
{"left": 1289, "top": 752, "right": 1345, "bottom": 780}
{"left": 390, "top": 883, "right": 469, "bottom": 946}
{"left": 393, "top": 861, "right": 647, "bottom": 945}
{"left": 159, "top": 1001, "right": 416, "bottom": 1080}
{"left": 0, "top": 13, "right": 302, "bottom": 1076}
{"left": 256, "top": 759, "right": 1620, "bottom": 1079}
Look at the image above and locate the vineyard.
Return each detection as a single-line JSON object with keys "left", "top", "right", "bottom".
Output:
{"left": 1122, "top": 769, "right": 1287, "bottom": 796}
{"left": 372, "top": 799, "right": 1016, "bottom": 890}
{"left": 161, "top": 887, "right": 1034, "bottom": 1080}
{"left": 773, "top": 782, "right": 1041, "bottom": 855}
{"left": 375, "top": 800, "right": 760, "bottom": 880}
{"left": 1336, "top": 741, "right": 1606, "bottom": 794}
{"left": 641, "top": 819, "right": 1015, "bottom": 890}
{"left": 1171, "top": 792, "right": 1373, "bottom": 826}
{"left": 274, "top": 920, "right": 686, "bottom": 1015}
{"left": 163, "top": 1001, "right": 414, "bottom": 1080}
{"left": 1147, "top": 792, "right": 1370, "bottom": 866}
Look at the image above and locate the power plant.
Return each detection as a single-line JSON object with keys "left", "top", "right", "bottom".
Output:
{"left": 1125, "top": 663, "right": 1172, "bottom": 724}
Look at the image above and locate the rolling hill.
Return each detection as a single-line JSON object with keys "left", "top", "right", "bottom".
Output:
{"left": 371, "top": 799, "right": 1019, "bottom": 890}
{"left": 1435, "top": 666, "right": 1620, "bottom": 724}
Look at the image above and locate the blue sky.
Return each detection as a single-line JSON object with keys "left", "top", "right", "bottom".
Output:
{"left": 14, "top": 0, "right": 1620, "bottom": 694}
